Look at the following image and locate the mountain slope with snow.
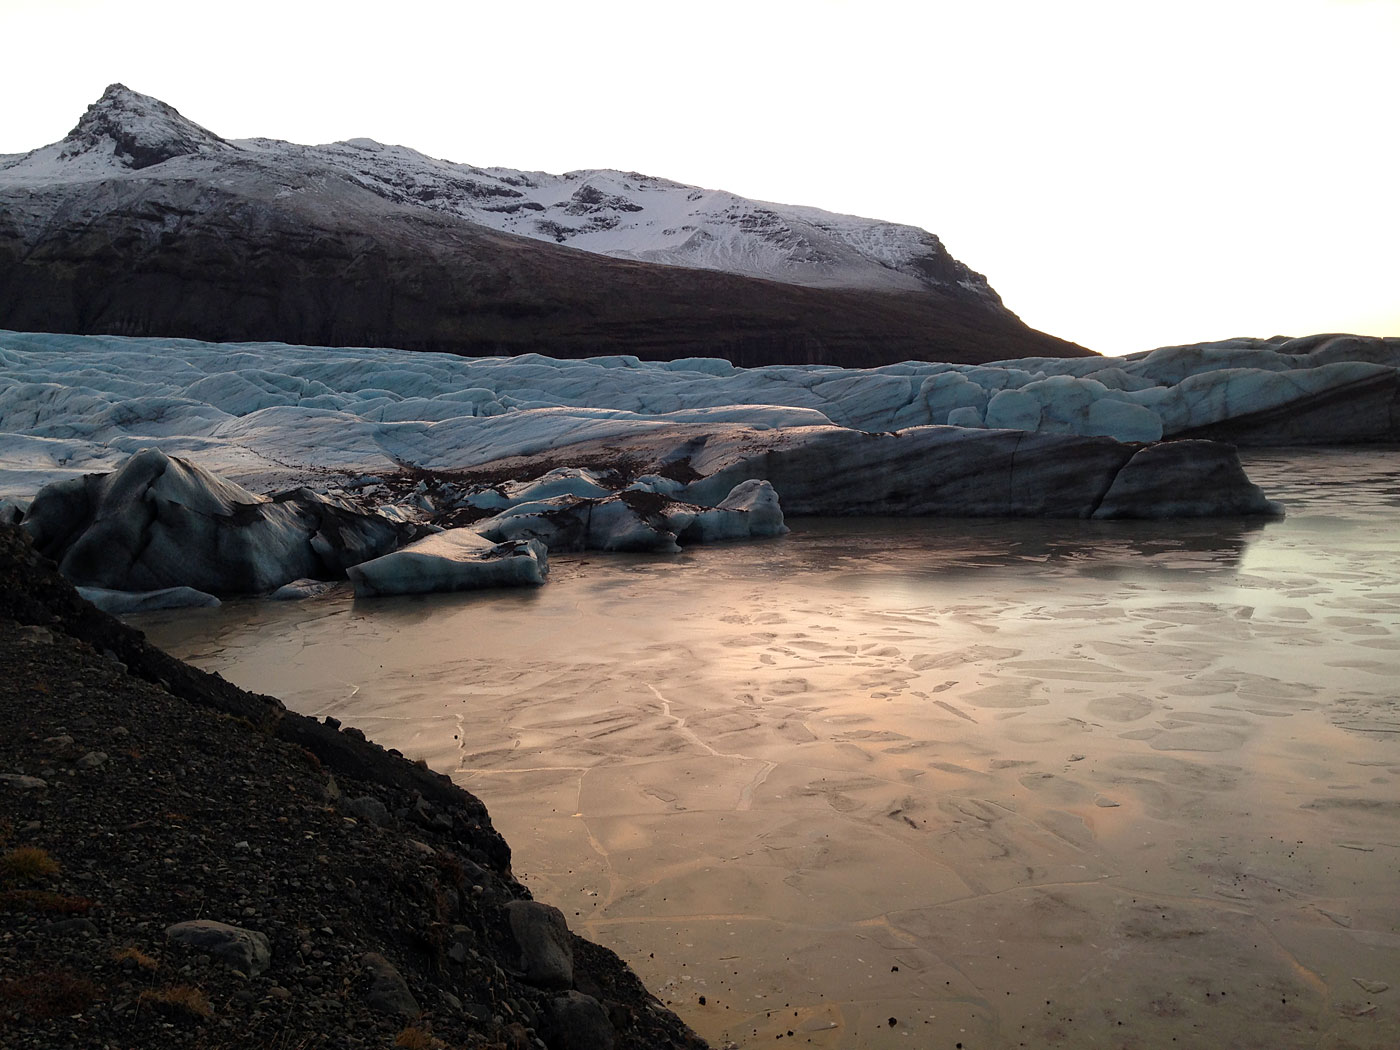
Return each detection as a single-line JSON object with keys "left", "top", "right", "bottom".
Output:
{"left": 273, "top": 141, "right": 998, "bottom": 297}
{"left": 0, "top": 85, "right": 1090, "bottom": 366}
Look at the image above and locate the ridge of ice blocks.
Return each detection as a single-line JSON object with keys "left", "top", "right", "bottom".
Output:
{"left": 476, "top": 480, "right": 789, "bottom": 554}
{"left": 0, "top": 331, "right": 1320, "bottom": 597}
{"left": 0, "top": 331, "right": 1394, "bottom": 503}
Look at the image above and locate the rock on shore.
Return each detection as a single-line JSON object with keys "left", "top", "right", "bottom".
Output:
{"left": 0, "top": 524, "right": 707, "bottom": 1050}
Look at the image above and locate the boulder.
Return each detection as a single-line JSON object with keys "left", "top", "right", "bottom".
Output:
{"left": 505, "top": 900, "right": 574, "bottom": 989}
{"left": 357, "top": 952, "right": 420, "bottom": 1019}
{"left": 544, "top": 991, "right": 616, "bottom": 1050}
{"left": 344, "top": 795, "right": 392, "bottom": 826}
{"left": 165, "top": 920, "right": 271, "bottom": 976}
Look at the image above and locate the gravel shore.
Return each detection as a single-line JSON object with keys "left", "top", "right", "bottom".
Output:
{"left": 0, "top": 524, "right": 707, "bottom": 1050}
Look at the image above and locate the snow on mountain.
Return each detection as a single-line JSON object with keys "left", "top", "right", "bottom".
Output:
{"left": 0, "top": 84, "right": 994, "bottom": 299}
{"left": 3, "top": 83, "right": 237, "bottom": 180}
{"left": 292, "top": 142, "right": 996, "bottom": 296}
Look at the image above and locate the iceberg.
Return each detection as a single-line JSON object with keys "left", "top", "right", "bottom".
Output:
{"left": 346, "top": 531, "right": 548, "bottom": 598}
{"left": 21, "top": 448, "right": 413, "bottom": 595}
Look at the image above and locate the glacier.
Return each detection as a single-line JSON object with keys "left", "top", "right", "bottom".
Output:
{"left": 0, "top": 330, "right": 1394, "bottom": 505}
{"left": 0, "top": 330, "right": 1344, "bottom": 599}
{"left": 0, "top": 329, "right": 1346, "bottom": 599}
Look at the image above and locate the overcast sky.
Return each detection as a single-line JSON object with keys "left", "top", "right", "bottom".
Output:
{"left": 6, "top": 0, "right": 1397, "bottom": 355}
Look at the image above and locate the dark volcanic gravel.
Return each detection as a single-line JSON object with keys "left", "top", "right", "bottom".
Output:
{"left": 0, "top": 524, "right": 707, "bottom": 1050}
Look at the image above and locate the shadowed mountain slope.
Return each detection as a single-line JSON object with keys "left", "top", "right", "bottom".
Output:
{"left": 0, "top": 85, "right": 1093, "bottom": 367}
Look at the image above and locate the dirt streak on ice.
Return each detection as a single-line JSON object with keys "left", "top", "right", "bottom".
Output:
{"left": 136, "top": 449, "right": 1400, "bottom": 1050}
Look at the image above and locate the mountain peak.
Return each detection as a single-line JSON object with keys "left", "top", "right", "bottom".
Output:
{"left": 62, "top": 83, "right": 235, "bottom": 170}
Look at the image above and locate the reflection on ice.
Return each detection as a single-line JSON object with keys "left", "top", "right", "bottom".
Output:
{"left": 134, "top": 449, "right": 1400, "bottom": 1050}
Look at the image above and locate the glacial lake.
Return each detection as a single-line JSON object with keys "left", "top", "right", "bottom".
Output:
{"left": 134, "top": 447, "right": 1400, "bottom": 1050}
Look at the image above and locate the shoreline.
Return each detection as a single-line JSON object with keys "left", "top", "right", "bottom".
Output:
{"left": 0, "top": 524, "right": 707, "bottom": 1049}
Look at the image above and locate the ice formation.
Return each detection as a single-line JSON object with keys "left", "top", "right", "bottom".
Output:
{"left": 347, "top": 532, "right": 549, "bottom": 598}
{"left": 20, "top": 447, "right": 412, "bottom": 594}
{"left": 7, "top": 329, "right": 1380, "bottom": 598}
{"left": 1, "top": 330, "right": 1393, "bottom": 509}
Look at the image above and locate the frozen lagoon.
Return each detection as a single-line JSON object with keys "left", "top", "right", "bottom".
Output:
{"left": 133, "top": 448, "right": 1400, "bottom": 1050}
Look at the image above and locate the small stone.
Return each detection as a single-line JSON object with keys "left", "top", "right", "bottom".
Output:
{"left": 0, "top": 774, "right": 48, "bottom": 790}
{"left": 1353, "top": 979, "right": 1390, "bottom": 994}
{"left": 45, "top": 917, "right": 98, "bottom": 936}
{"left": 76, "top": 751, "right": 108, "bottom": 769}
{"left": 268, "top": 986, "right": 293, "bottom": 1000}
{"left": 45, "top": 735, "right": 75, "bottom": 748}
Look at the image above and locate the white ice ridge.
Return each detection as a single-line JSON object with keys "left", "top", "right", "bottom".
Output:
{"left": 0, "top": 331, "right": 1395, "bottom": 500}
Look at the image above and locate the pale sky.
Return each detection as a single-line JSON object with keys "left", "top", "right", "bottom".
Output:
{"left": 5, "top": 0, "right": 1397, "bottom": 355}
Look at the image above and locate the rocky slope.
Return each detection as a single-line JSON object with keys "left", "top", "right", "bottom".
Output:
{"left": 0, "top": 85, "right": 1092, "bottom": 367}
{"left": 0, "top": 524, "right": 707, "bottom": 1050}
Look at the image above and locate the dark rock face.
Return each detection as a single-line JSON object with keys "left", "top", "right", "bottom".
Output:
{"left": 0, "top": 87, "right": 1094, "bottom": 368}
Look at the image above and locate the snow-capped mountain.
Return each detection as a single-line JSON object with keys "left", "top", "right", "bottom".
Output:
{"left": 0, "top": 85, "right": 1089, "bottom": 366}
{"left": 273, "top": 143, "right": 997, "bottom": 298}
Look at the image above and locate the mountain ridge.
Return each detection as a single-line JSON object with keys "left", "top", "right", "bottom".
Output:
{"left": 0, "top": 84, "right": 1094, "bottom": 366}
